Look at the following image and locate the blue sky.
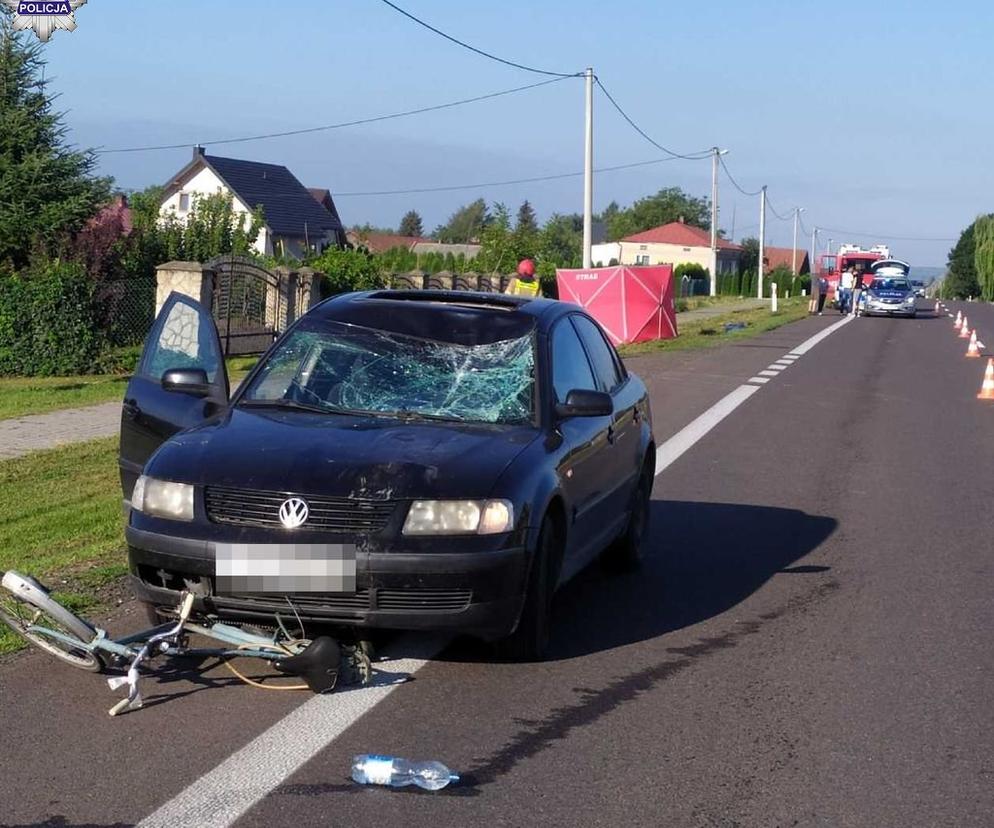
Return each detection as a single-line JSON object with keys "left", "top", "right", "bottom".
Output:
{"left": 41, "top": 0, "right": 992, "bottom": 265}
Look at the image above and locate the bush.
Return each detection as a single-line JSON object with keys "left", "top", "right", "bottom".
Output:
{"left": 309, "top": 247, "right": 386, "bottom": 296}
{"left": 0, "top": 260, "right": 104, "bottom": 376}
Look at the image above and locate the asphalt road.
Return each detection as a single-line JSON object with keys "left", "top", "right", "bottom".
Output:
{"left": 1, "top": 300, "right": 992, "bottom": 828}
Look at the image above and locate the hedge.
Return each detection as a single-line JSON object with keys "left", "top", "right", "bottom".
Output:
{"left": 0, "top": 260, "right": 104, "bottom": 376}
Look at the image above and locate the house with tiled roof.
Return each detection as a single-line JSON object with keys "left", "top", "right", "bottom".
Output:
{"left": 590, "top": 219, "right": 742, "bottom": 276}
{"left": 159, "top": 147, "right": 346, "bottom": 258}
{"left": 761, "top": 246, "right": 810, "bottom": 275}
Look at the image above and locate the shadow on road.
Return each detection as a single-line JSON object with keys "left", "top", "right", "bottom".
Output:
{"left": 532, "top": 499, "right": 835, "bottom": 661}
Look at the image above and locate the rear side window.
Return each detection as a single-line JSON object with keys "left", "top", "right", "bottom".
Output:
{"left": 571, "top": 315, "right": 623, "bottom": 392}
{"left": 551, "top": 319, "right": 596, "bottom": 403}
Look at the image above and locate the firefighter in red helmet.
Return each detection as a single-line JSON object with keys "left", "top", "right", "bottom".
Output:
{"left": 505, "top": 259, "right": 540, "bottom": 297}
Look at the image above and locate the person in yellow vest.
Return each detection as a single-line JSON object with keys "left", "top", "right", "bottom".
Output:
{"left": 505, "top": 259, "right": 541, "bottom": 298}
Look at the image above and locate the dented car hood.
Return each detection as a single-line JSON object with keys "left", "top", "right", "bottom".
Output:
{"left": 146, "top": 407, "right": 539, "bottom": 500}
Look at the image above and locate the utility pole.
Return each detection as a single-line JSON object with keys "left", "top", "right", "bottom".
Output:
{"left": 710, "top": 148, "right": 719, "bottom": 296}
{"left": 758, "top": 186, "right": 767, "bottom": 299}
{"left": 709, "top": 147, "right": 728, "bottom": 296}
{"left": 582, "top": 67, "right": 594, "bottom": 269}
{"left": 810, "top": 225, "right": 818, "bottom": 275}
{"left": 791, "top": 207, "right": 805, "bottom": 274}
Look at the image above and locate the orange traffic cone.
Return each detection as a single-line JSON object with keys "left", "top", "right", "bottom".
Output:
{"left": 954, "top": 311, "right": 962, "bottom": 329}
{"left": 959, "top": 317, "right": 971, "bottom": 338}
{"left": 978, "top": 359, "right": 994, "bottom": 400}
{"left": 966, "top": 329, "right": 981, "bottom": 357}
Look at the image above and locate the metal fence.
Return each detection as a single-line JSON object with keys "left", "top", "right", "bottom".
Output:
{"left": 93, "top": 275, "right": 157, "bottom": 347}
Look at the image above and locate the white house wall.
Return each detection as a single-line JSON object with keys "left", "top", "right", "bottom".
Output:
{"left": 159, "top": 165, "right": 272, "bottom": 256}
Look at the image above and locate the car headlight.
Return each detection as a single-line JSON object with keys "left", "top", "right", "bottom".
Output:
{"left": 132, "top": 475, "right": 195, "bottom": 521}
{"left": 904, "top": 295, "right": 916, "bottom": 304}
{"left": 402, "top": 499, "right": 514, "bottom": 535}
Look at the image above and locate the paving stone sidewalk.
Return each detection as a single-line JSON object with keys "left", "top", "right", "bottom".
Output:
{"left": 0, "top": 401, "right": 121, "bottom": 460}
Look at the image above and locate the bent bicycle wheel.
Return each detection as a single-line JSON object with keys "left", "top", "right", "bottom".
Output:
{"left": 0, "top": 572, "right": 103, "bottom": 672}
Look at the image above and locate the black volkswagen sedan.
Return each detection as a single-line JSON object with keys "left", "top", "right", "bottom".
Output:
{"left": 120, "top": 290, "right": 655, "bottom": 659}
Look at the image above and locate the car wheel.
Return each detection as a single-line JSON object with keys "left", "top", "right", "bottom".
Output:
{"left": 494, "top": 516, "right": 558, "bottom": 662}
{"left": 603, "top": 463, "right": 653, "bottom": 571}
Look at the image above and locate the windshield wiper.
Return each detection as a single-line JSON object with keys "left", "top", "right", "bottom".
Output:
{"left": 238, "top": 399, "right": 331, "bottom": 414}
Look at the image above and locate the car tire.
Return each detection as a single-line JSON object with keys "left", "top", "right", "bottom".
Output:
{"left": 494, "top": 516, "right": 558, "bottom": 662}
{"left": 603, "top": 462, "right": 653, "bottom": 571}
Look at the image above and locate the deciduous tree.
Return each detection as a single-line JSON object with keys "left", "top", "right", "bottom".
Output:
{"left": 434, "top": 199, "right": 489, "bottom": 243}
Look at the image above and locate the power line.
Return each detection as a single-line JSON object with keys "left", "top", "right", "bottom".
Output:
{"left": 594, "top": 78, "right": 713, "bottom": 161}
{"left": 374, "top": 0, "right": 580, "bottom": 78}
{"left": 798, "top": 213, "right": 811, "bottom": 237}
{"left": 719, "top": 156, "right": 763, "bottom": 197}
{"left": 97, "top": 77, "right": 571, "bottom": 154}
{"left": 765, "top": 195, "right": 793, "bottom": 222}
{"left": 335, "top": 156, "right": 691, "bottom": 197}
{"left": 818, "top": 226, "right": 957, "bottom": 243}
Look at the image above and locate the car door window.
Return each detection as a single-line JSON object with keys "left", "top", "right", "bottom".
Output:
{"left": 551, "top": 319, "right": 596, "bottom": 403}
{"left": 571, "top": 315, "right": 623, "bottom": 393}
{"left": 140, "top": 295, "right": 222, "bottom": 383}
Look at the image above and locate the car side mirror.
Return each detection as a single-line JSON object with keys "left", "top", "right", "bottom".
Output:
{"left": 555, "top": 389, "right": 612, "bottom": 419}
{"left": 161, "top": 367, "right": 211, "bottom": 397}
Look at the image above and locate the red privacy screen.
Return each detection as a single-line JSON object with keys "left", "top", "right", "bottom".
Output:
{"left": 555, "top": 265, "right": 677, "bottom": 345}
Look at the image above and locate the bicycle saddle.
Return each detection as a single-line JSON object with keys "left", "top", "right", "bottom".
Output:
{"left": 275, "top": 636, "right": 342, "bottom": 694}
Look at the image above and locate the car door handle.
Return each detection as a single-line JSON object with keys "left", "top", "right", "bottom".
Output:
{"left": 123, "top": 399, "right": 141, "bottom": 420}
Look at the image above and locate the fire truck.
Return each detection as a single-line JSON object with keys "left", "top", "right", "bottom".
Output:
{"left": 816, "top": 244, "right": 891, "bottom": 297}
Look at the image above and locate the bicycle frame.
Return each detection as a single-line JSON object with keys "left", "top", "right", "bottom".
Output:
{"left": 29, "top": 618, "right": 294, "bottom": 663}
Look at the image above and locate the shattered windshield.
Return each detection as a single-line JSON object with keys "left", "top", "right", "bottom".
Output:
{"left": 241, "top": 321, "right": 535, "bottom": 425}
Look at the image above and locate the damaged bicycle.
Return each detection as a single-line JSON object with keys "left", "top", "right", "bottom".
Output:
{"left": 0, "top": 570, "right": 372, "bottom": 716}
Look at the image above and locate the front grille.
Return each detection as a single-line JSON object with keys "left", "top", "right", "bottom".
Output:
{"left": 377, "top": 589, "right": 472, "bottom": 612}
{"left": 205, "top": 485, "right": 396, "bottom": 533}
{"left": 219, "top": 591, "right": 372, "bottom": 614}
{"left": 215, "top": 588, "right": 472, "bottom": 615}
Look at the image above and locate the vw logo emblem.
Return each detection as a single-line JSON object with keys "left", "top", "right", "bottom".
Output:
{"left": 278, "top": 497, "right": 309, "bottom": 529}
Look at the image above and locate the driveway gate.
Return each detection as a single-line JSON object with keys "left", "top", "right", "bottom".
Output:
{"left": 208, "top": 255, "right": 285, "bottom": 356}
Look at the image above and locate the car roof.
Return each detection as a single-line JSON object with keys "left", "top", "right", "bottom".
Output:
{"left": 303, "top": 290, "right": 572, "bottom": 345}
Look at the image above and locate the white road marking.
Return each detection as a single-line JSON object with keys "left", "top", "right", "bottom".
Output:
{"left": 758, "top": 370, "right": 779, "bottom": 377}
{"left": 789, "top": 315, "right": 853, "bottom": 355}
{"left": 138, "top": 313, "right": 856, "bottom": 828}
{"left": 138, "top": 637, "right": 446, "bottom": 828}
{"left": 654, "top": 315, "right": 852, "bottom": 477}
{"left": 654, "top": 384, "right": 760, "bottom": 476}
{"left": 774, "top": 358, "right": 795, "bottom": 365}
{"left": 765, "top": 364, "right": 788, "bottom": 371}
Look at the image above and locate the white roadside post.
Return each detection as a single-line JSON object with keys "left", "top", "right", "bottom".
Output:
{"left": 771, "top": 281, "right": 778, "bottom": 313}
{"left": 582, "top": 67, "right": 594, "bottom": 269}
{"left": 757, "top": 186, "right": 767, "bottom": 299}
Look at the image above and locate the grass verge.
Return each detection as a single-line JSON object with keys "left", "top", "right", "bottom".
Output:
{"left": 620, "top": 297, "right": 811, "bottom": 356}
{"left": 0, "top": 356, "right": 259, "bottom": 421}
{"left": 0, "top": 437, "right": 126, "bottom": 655}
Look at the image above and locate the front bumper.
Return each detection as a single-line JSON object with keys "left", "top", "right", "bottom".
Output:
{"left": 864, "top": 302, "right": 916, "bottom": 317}
{"left": 125, "top": 525, "right": 528, "bottom": 640}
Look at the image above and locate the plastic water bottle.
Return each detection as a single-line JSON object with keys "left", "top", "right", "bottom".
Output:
{"left": 351, "top": 754, "right": 459, "bottom": 791}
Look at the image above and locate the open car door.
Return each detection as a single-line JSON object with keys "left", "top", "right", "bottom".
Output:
{"left": 119, "top": 292, "right": 229, "bottom": 504}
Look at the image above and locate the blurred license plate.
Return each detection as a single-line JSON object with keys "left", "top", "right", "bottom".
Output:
{"left": 214, "top": 543, "right": 356, "bottom": 594}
